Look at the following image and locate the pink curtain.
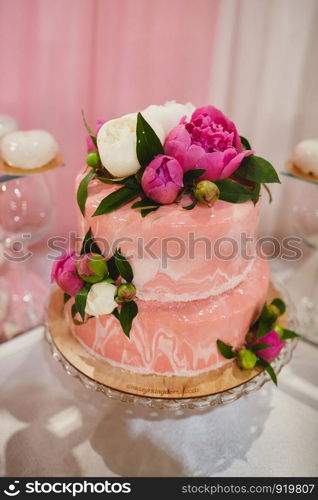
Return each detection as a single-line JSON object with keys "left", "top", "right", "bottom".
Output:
{"left": 0, "top": 0, "right": 219, "bottom": 237}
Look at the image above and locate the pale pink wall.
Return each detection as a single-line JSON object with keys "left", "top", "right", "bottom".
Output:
{"left": 0, "top": 0, "right": 219, "bottom": 237}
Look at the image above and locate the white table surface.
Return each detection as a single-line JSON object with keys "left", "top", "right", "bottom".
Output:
{"left": 0, "top": 326, "right": 317, "bottom": 477}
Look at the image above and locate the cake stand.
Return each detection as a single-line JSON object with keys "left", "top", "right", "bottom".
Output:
{"left": 45, "top": 280, "right": 299, "bottom": 410}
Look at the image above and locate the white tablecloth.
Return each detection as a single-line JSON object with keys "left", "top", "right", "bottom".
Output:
{"left": 0, "top": 327, "right": 317, "bottom": 477}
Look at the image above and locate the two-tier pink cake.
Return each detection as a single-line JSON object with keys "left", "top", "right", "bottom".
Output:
{"left": 51, "top": 102, "right": 280, "bottom": 379}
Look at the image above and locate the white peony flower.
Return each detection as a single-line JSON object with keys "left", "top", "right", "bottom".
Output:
{"left": 97, "top": 112, "right": 164, "bottom": 177}
{"left": 97, "top": 101, "right": 195, "bottom": 178}
{"left": 292, "top": 139, "right": 318, "bottom": 177}
{"left": 85, "top": 282, "right": 117, "bottom": 317}
{"left": 143, "top": 101, "right": 195, "bottom": 136}
{"left": 0, "top": 130, "right": 58, "bottom": 169}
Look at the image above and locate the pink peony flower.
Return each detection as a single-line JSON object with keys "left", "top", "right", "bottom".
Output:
{"left": 253, "top": 329, "right": 285, "bottom": 362}
{"left": 164, "top": 105, "right": 254, "bottom": 181}
{"left": 86, "top": 119, "right": 106, "bottom": 152}
{"left": 141, "top": 154, "right": 184, "bottom": 204}
{"left": 51, "top": 250, "right": 84, "bottom": 296}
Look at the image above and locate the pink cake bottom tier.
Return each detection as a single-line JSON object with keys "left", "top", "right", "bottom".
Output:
{"left": 66, "top": 257, "right": 270, "bottom": 376}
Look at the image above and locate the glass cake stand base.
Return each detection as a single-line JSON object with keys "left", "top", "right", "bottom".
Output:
{"left": 45, "top": 282, "right": 299, "bottom": 411}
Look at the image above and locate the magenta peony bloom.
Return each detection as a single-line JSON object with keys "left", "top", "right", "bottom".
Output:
{"left": 141, "top": 154, "right": 184, "bottom": 204}
{"left": 51, "top": 250, "right": 84, "bottom": 296}
{"left": 253, "top": 329, "right": 286, "bottom": 362}
{"left": 86, "top": 119, "right": 106, "bottom": 152}
{"left": 164, "top": 106, "right": 254, "bottom": 181}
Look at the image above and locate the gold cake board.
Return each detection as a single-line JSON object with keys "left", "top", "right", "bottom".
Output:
{"left": 46, "top": 284, "right": 288, "bottom": 400}
{"left": 285, "top": 160, "right": 318, "bottom": 183}
{"left": 0, "top": 153, "right": 64, "bottom": 175}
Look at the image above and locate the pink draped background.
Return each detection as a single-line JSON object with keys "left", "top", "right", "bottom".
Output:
{"left": 0, "top": 0, "right": 220, "bottom": 238}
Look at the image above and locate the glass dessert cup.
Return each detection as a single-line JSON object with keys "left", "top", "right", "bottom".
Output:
{"left": 0, "top": 174, "right": 54, "bottom": 340}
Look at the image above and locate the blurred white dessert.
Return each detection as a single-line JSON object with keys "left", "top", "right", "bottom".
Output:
{"left": 0, "top": 129, "right": 62, "bottom": 174}
{"left": 0, "top": 115, "right": 18, "bottom": 140}
{"left": 289, "top": 138, "right": 318, "bottom": 180}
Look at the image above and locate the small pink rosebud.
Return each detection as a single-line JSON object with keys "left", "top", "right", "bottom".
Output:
{"left": 194, "top": 180, "right": 220, "bottom": 206}
{"left": 77, "top": 253, "right": 108, "bottom": 283}
{"left": 273, "top": 324, "right": 284, "bottom": 338}
{"left": 237, "top": 349, "right": 257, "bottom": 370}
{"left": 116, "top": 283, "right": 136, "bottom": 303}
{"left": 266, "top": 304, "right": 281, "bottom": 321}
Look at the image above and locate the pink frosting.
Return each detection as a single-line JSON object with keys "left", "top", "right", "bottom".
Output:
{"left": 66, "top": 257, "right": 270, "bottom": 375}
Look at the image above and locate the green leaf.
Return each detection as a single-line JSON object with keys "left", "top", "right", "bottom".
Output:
{"left": 257, "top": 320, "right": 274, "bottom": 338}
{"left": 141, "top": 207, "right": 160, "bottom": 217}
{"left": 236, "top": 154, "right": 280, "bottom": 184}
{"left": 257, "top": 358, "right": 277, "bottom": 385}
{"left": 75, "top": 287, "right": 89, "bottom": 322}
{"left": 135, "top": 168, "right": 145, "bottom": 184}
{"left": 119, "top": 301, "right": 138, "bottom": 337}
{"left": 249, "top": 343, "right": 271, "bottom": 352}
{"left": 251, "top": 182, "right": 261, "bottom": 205}
{"left": 136, "top": 112, "right": 164, "bottom": 168}
{"left": 271, "top": 298, "right": 286, "bottom": 315}
{"left": 263, "top": 184, "right": 273, "bottom": 203}
{"left": 112, "top": 308, "right": 120, "bottom": 320}
{"left": 216, "top": 179, "right": 260, "bottom": 204}
{"left": 97, "top": 176, "right": 127, "bottom": 184}
{"left": 182, "top": 199, "right": 198, "bottom": 210}
{"left": 216, "top": 339, "right": 237, "bottom": 359}
{"left": 114, "top": 249, "right": 133, "bottom": 282}
{"left": 240, "top": 135, "right": 252, "bottom": 150}
{"left": 131, "top": 197, "right": 161, "bottom": 217}
{"left": 64, "top": 293, "right": 71, "bottom": 304}
{"left": 107, "top": 255, "right": 120, "bottom": 281}
{"left": 71, "top": 303, "right": 78, "bottom": 319}
{"left": 80, "top": 228, "right": 101, "bottom": 255}
{"left": 77, "top": 170, "right": 96, "bottom": 215}
{"left": 131, "top": 197, "right": 160, "bottom": 210}
{"left": 183, "top": 169, "right": 206, "bottom": 184}
{"left": 93, "top": 186, "right": 141, "bottom": 216}
{"left": 97, "top": 175, "right": 140, "bottom": 190}
{"left": 81, "top": 109, "right": 97, "bottom": 148}
{"left": 280, "top": 329, "right": 301, "bottom": 340}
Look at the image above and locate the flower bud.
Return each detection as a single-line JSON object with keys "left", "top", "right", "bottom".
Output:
{"left": 266, "top": 304, "right": 281, "bottom": 322}
{"left": 273, "top": 324, "right": 284, "bottom": 338}
{"left": 237, "top": 349, "right": 257, "bottom": 370}
{"left": 194, "top": 180, "right": 220, "bottom": 206}
{"left": 86, "top": 151, "right": 100, "bottom": 167}
{"left": 245, "top": 330, "right": 255, "bottom": 345}
{"left": 116, "top": 283, "right": 136, "bottom": 303}
{"left": 77, "top": 253, "right": 108, "bottom": 283}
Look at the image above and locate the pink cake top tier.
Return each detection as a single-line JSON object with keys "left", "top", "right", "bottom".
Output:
{"left": 77, "top": 173, "right": 260, "bottom": 302}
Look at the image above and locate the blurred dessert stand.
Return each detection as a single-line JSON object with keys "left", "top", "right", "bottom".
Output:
{"left": 0, "top": 172, "right": 54, "bottom": 341}
{"left": 278, "top": 169, "right": 318, "bottom": 345}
